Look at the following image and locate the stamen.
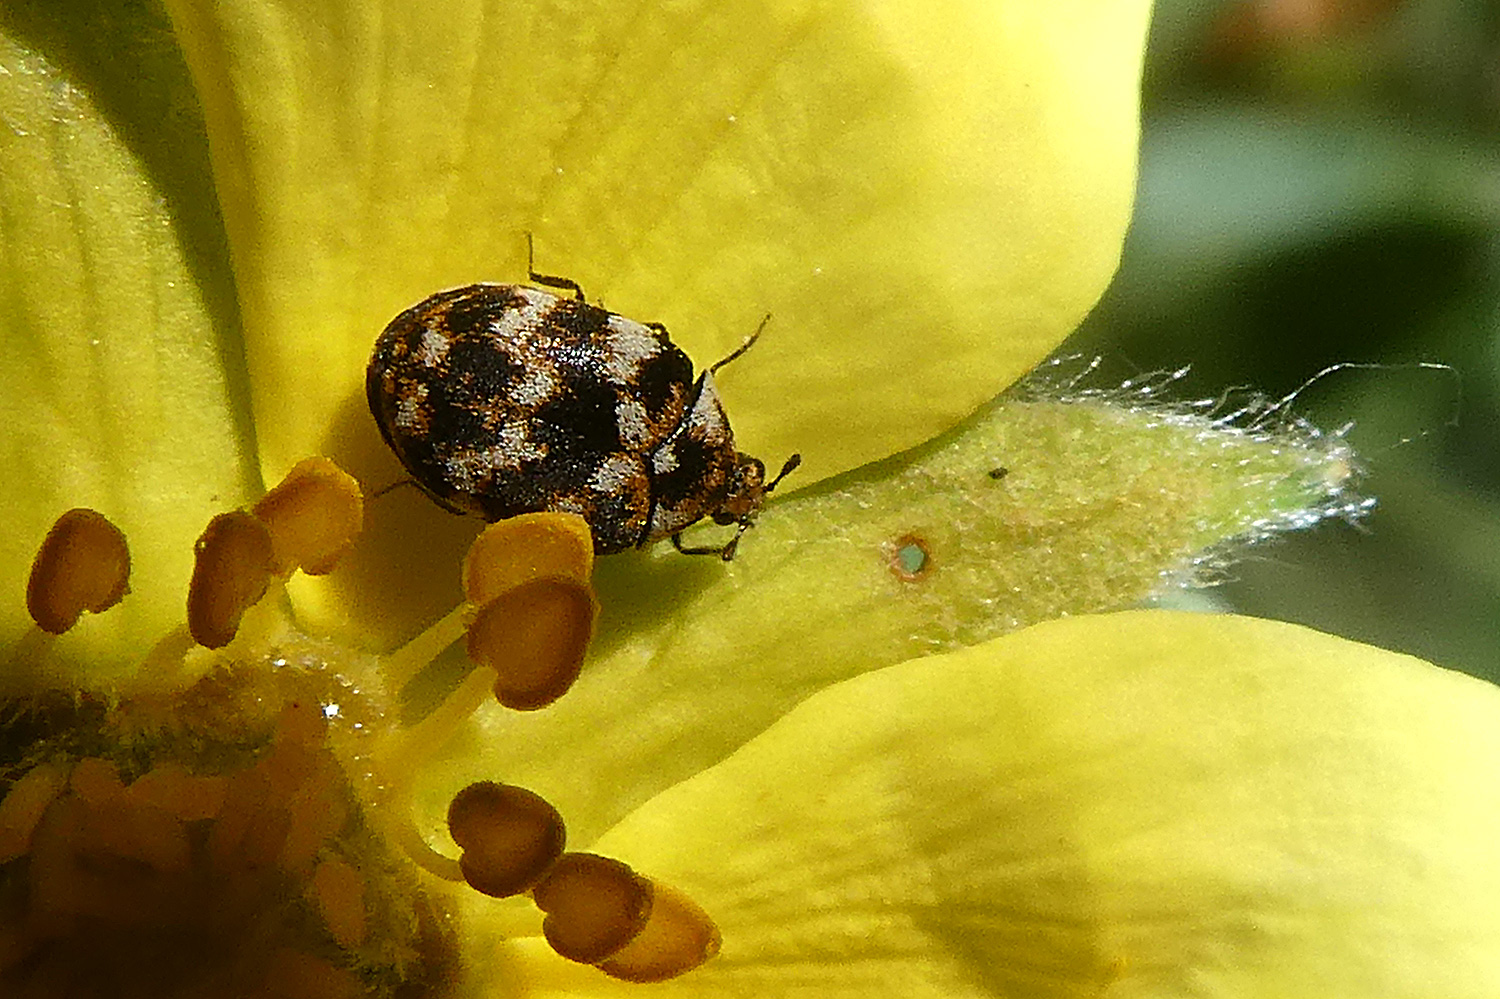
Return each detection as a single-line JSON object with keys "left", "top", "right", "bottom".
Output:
{"left": 265, "top": 948, "right": 362, "bottom": 999}
{"left": 598, "top": 881, "right": 723, "bottom": 983}
{"left": 187, "top": 511, "right": 276, "bottom": 649}
{"left": 463, "top": 512, "right": 594, "bottom": 606}
{"left": 252, "top": 457, "right": 365, "bottom": 576}
{"left": 381, "top": 511, "right": 596, "bottom": 694}
{"left": 466, "top": 577, "right": 598, "bottom": 710}
{"left": 0, "top": 630, "right": 446, "bottom": 989}
{"left": 447, "top": 781, "right": 565, "bottom": 898}
{"left": 531, "top": 852, "right": 653, "bottom": 965}
{"left": 311, "top": 857, "right": 368, "bottom": 949}
{"left": 0, "top": 762, "right": 68, "bottom": 863}
{"left": 379, "top": 603, "right": 473, "bottom": 693}
{"left": 26, "top": 508, "right": 131, "bottom": 635}
{"left": 69, "top": 756, "right": 123, "bottom": 803}
{"left": 373, "top": 665, "right": 498, "bottom": 882}
{"left": 123, "top": 761, "right": 227, "bottom": 821}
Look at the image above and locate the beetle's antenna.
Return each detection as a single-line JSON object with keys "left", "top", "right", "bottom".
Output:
{"left": 710, "top": 314, "right": 772, "bottom": 374}
{"left": 764, "top": 453, "right": 801, "bottom": 494}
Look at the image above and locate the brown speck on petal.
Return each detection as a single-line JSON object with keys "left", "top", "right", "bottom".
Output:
{"left": 532, "top": 852, "right": 653, "bottom": 966}
{"left": 26, "top": 508, "right": 131, "bottom": 635}
{"left": 462, "top": 511, "right": 594, "bottom": 606}
{"left": 252, "top": 457, "right": 365, "bottom": 575}
{"left": 466, "top": 577, "right": 598, "bottom": 710}
{"left": 447, "top": 781, "right": 565, "bottom": 898}
{"left": 187, "top": 511, "right": 276, "bottom": 649}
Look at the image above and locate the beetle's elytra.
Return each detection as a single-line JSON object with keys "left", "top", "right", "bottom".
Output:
{"left": 366, "top": 252, "right": 798, "bottom": 560}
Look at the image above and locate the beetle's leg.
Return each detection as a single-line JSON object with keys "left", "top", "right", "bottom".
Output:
{"left": 525, "top": 232, "right": 586, "bottom": 301}
{"left": 370, "top": 477, "right": 418, "bottom": 500}
{"left": 369, "top": 476, "right": 469, "bottom": 516}
{"left": 709, "top": 313, "right": 772, "bottom": 374}
{"left": 671, "top": 529, "right": 744, "bottom": 561}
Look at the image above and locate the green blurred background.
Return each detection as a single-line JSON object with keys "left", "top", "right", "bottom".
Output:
{"left": 1062, "top": 0, "right": 1500, "bottom": 682}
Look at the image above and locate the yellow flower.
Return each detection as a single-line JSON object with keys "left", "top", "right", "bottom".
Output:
{"left": 2, "top": 1, "right": 1499, "bottom": 997}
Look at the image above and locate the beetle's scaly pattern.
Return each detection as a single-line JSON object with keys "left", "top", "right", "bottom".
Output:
{"left": 368, "top": 273, "right": 797, "bottom": 558}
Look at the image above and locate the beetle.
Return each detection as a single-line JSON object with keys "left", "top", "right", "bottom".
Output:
{"left": 366, "top": 243, "right": 799, "bottom": 559}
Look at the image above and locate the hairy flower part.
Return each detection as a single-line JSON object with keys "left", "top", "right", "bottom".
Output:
{"left": 3, "top": 469, "right": 717, "bottom": 996}
{"left": 0, "top": 634, "right": 453, "bottom": 996}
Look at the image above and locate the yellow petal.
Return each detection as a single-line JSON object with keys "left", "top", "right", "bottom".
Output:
{"left": 497, "top": 611, "right": 1500, "bottom": 997}
{"left": 0, "top": 18, "right": 256, "bottom": 680}
{"left": 164, "top": 0, "right": 1150, "bottom": 640}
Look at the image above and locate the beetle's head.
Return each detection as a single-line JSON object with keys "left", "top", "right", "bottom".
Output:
{"left": 713, "top": 455, "right": 762, "bottom": 526}
{"left": 704, "top": 452, "right": 802, "bottom": 560}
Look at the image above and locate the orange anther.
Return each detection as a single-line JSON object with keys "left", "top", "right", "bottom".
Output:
{"left": 447, "top": 781, "right": 565, "bottom": 898}
{"left": 462, "top": 512, "right": 594, "bottom": 607}
{"left": 531, "top": 852, "right": 653, "bottom": 965}
{"left": 187, "top": 511, "right": 276, "bottom": 649}
{"left": 26, "top": 508, "right": 130, "bottom": 634}
{"left": 466, "top": 577, "right": 598, "bottom": 711}
{"left": 253, "top": 457, "right": 365, "bottom": 576}
{"left": 599, "top": 881, "right": 722, "bottom": 982}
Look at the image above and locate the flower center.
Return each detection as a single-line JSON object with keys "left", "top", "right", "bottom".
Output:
{"left": 4, "top": 460, "right": 718, "bottom": 995}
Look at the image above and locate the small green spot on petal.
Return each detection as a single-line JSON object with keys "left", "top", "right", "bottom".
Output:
{"left": 888, "top": 535, "right": 931, "bottom": 581}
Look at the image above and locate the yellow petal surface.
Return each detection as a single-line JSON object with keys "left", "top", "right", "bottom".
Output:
{"left": 164, "top": 0, "right": 1150, "bottom": 641}
{"left": 495, "top": 611, "right": 1500, "bottom": 998}
{"left": 0, "top": 11, "right": 256, "bottom": 681}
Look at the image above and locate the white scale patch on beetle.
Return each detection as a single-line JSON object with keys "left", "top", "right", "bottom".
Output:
{"left": 590, "top": 453, "right": 645, "bottom": 495}
{"left": 442, "top": 446, "right": 502, "bottom": 494}
{"left": 507, "top": 362, "right": 561, "bottom": 409}
{"left": 367, "top": 264, "right": 800, "bottom": 559}
{"left": 690, "top": 372, "right": 727, "bottom": 435}
{"left": 393, "top": 382, "right": 429, "bottom": 432}
{"left": 652, "top": 446, "right": 679, "bottom": 476}
{"left": 615, "top": 397, "right": 652, "bottom": 451}
{"left": 415, "top": 328, "right": 450, "bottom": 366}
{"left": 493, "top": 422, "right": 548, "bottom": 469}
{"left": 601, "top": 317, "right": 663, "bottom": 385}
